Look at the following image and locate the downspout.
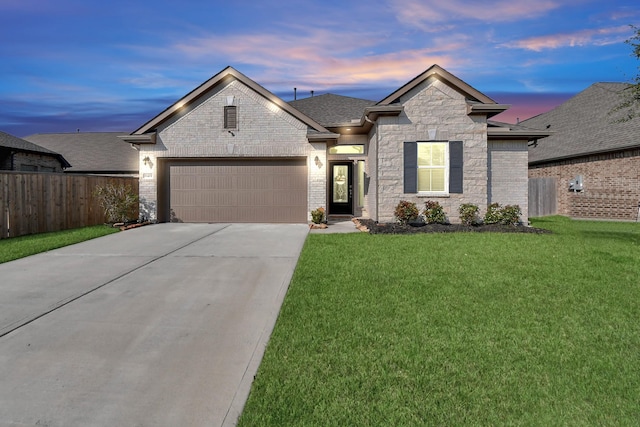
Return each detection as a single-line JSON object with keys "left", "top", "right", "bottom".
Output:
{"left": 364, "top": 114, "right": 379, "bottom": 221}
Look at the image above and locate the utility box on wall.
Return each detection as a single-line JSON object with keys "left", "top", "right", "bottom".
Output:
{"left": 569, "top": 175, "right": 584, "bottom": 192}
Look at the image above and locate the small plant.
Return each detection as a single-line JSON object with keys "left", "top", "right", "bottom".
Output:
{"left": 423, "top": 200, "right": 447, "bottom": 224}
{"left": 459, "top": 203, "right": 480, "bottom": 226}
{"left": 311, "top": 207, "right": 325, "bottom": 224}
{"left": 500, "top": 205, "right": 522, "bottom": 226}
{"left": 484, "top": 203, "right": 522, "bottom": 225}
{"left": 484, "top": 202, "right": 502, "bottom": 225}
{"left": 94, "top": 183, "right": 138, "bottom": 224}
{"left": 394, "top": 200, "right": 419, "bottom": 224}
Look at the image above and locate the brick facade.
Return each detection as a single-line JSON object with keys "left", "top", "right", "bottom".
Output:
{"left": 138, "top": 79, "right": 321, "bottom": 221}
{"left": 0, "top": 150, "right": 63, "bottom": 172}
{"left": 529, "top": 149, "right": 640, "bottom": 221}
{"left": 133, "top": 66, "right": 533, "bottom": 224}
{"left": 488, "top": 140, "right": 529, "bottom": 220}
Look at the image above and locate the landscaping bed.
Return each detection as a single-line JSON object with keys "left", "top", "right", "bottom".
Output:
{"left": 357, "top": 218, "right": 551, "bottom": 234}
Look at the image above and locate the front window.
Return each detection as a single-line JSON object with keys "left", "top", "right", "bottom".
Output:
{"left": 417, "top": 142, "right": 448, "bottom": 193}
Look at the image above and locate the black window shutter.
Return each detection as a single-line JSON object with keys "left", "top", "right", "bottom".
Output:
{"left": 404, "top": 142, "right": 417, "bottom": 193}
{"left": 449, "top": 140, "right": 463, "bottom": 193}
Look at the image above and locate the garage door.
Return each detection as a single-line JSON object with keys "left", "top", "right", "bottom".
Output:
{"left": 168, "top": 159, "right": 308, "bottom": 223}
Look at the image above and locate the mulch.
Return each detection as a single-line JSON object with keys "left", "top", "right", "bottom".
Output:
{"left": 356, "top": 219, "right": 551, "bottom": 235}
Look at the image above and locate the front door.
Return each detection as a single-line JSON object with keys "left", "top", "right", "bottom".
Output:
{"left": 329, "top": 162, "right": 353, "bottom": 215}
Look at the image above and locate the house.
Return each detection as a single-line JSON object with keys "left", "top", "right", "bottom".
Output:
{"left": 23, "top": 132, "right": 139, "bottom": 176}
{"left": 121, "top": 65, "right": 548, "bottom": 223}
{"left": 0, "top": 131, "right": 70, "bottom": 172}
{"left": 525, "top": 83, "right": 640, "bottom": 221}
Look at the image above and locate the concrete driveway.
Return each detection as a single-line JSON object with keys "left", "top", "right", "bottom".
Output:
{"left": 0, "top": 223, "right": 309, "bottom": 426}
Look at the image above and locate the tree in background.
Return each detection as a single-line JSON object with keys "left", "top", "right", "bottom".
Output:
{"left": 611, "top": 25, "right": 640, "bottom": 121}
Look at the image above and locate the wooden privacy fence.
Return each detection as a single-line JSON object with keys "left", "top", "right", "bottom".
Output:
{"left": 529, "top": 177, "right": 557, "bottom": 217}
{"left": 0, "top": 172, "right": 138, "bottom": 239}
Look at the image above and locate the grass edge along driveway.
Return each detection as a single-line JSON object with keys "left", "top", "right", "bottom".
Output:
{"left": 0, "top": 225, "right": 119, "bottom": 264}
{"left": 239, "top": 216, "right": 640, "bottom": 426}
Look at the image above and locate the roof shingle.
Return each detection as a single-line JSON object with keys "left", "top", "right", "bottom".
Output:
{"left": 524, "top": 83, "right": 640, "bottom": 163}
{"left": 24, "top": 132, "right": 138, "bottom": 173}
{"left": 289, "top": 94, "right": 375, "bottom": 127}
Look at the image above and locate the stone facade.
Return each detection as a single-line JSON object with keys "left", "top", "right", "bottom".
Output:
{"left": 138, "top": 79, "right": 321, "bottom": 221}
{"left": 373, "top": 78, "right": 489, "bottom": 223}
{"left": 529, "top": 148, "right": 640, "bottom": 221}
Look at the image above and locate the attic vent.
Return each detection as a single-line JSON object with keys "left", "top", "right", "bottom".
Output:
{"left": 224, "top": 106, "right": 237, "bottom": 129}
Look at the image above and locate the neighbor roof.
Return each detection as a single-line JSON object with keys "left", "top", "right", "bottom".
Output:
{"left": 289, "top": 94, "right": 376, "bottom": 127}
{"left": 524, "top": 83, "right": 640, "bottom": 164}
{"left": 24, "top": 132, "right": 138, "bottom": 174}
{"left": 0, "top": 131, "right": 70, "bottom": 168}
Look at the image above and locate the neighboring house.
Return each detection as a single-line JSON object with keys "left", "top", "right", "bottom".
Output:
{"left": 525, "top": 83, "right": 640, "bottom": 221}
{"left": 0, "top": 131, "right": 70, "bottom": 172}
{"left": 121, "top": 65, "right": 548, "bottom": 224}
{"left": 24, "top": 132, "right": 139, "bottom": 176}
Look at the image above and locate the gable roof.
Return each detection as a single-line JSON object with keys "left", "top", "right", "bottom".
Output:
{"left": 289, "top": 94, "right": 376, "bottom": 127}
{"left": 24, "top": 132, "right": 137, "bottom": 174}
{"left": 132, "top": 66, "right": 333, "bottom": 137}
{"left": 0, "top": 131, "right": 70, "bottom": 168}
{"left": 524, "top": 83, "right": 640, "bottom": 164}
{"left": 377, "top": 64, "right": 505, "bottom": 112}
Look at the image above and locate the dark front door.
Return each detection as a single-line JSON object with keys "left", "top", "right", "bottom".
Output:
{"left": 329, "top": 162, "right": 353, "bottom": 215}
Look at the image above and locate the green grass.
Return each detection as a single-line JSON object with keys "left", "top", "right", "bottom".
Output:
{"left": 0, "top": 225, "right": 119, "bottom": 263}
{"left": 239, "top": 217, "right": 640, "bottom": 426}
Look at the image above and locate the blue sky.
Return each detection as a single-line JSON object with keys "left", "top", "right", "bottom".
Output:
{"left": 1, "top": 0, "right": 638, "bottom": 136}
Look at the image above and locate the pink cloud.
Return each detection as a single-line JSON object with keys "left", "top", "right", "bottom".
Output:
{"left": 491, "top": 92, "right": 574, "bottom": 123}
{"left": 391, "top": 0, "right": 561, "bottom": 29}
{"left": 503, "top": 25, "right": 631, "bottom": 51}
{"left": 170, "top": 30, "right": 468, "bottom": 90}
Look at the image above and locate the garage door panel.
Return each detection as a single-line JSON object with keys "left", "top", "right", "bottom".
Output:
{"left": 168, "top": 159, "right": 307, "bottom": 223}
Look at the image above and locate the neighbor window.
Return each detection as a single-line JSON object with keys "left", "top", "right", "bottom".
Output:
{"left": 224, "top": 106, "right": 237, "bottom": 129}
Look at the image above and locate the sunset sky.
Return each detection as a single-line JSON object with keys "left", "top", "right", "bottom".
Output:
{"left": 1, "top": 0, "right": 638, "bottom": 136}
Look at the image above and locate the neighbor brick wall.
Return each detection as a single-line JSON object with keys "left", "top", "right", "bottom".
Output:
{"left": 11, "top": 152, "right": 63, "bottom": 173}
{"left": 375, "top": 78, "right": 488, "bottom": 223}
{"left": 138, "top": 79, "right": 319, "bottom": 221}
{"left": 528, "top": 148, "right": 640, "bottom": 221}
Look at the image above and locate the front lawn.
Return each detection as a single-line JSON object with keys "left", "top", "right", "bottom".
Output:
{"left": 0, "top": 225, "right": 119, "bottom": 264}
{"left": 239, "top": 217, "right": 640, "bottom": 426}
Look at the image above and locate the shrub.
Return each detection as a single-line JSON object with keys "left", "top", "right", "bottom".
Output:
{"left": 458, "top": 203, "right": 480, "bottom": 226}
{"left": 94, "top": 183, "right": 138, "bottom": 224}
{"left": 423, "top": 200, "right": 447, "bottom": 224}
{"left": 311, "top": 207, "right": 325, "bottom": 224}
{"left": 394, "top": 200, "right": 419, "bottom": 224}
{"left": 484, "top": 203, "right": 522, "bottom": 225}
{"left": 484, "top": 202, "right": 502, "bottom": 225}
{"left": 500, "top": 205, "right": 522, "bottom": 226}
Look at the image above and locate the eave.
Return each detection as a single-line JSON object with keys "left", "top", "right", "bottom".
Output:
{"left": 529, "top": 143, "right": 640, "bottom": 166}
{"left": 118, "top": 133, "right": 157, "bottom": 145}
{"left": 468, "top": 104, "right": 510, "bottom": 118}
{"left": 488, "top": 128, "right": 551, "bottom": 141}
{"left": 307, "top": 131, "right": 340, "bottom": 142}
